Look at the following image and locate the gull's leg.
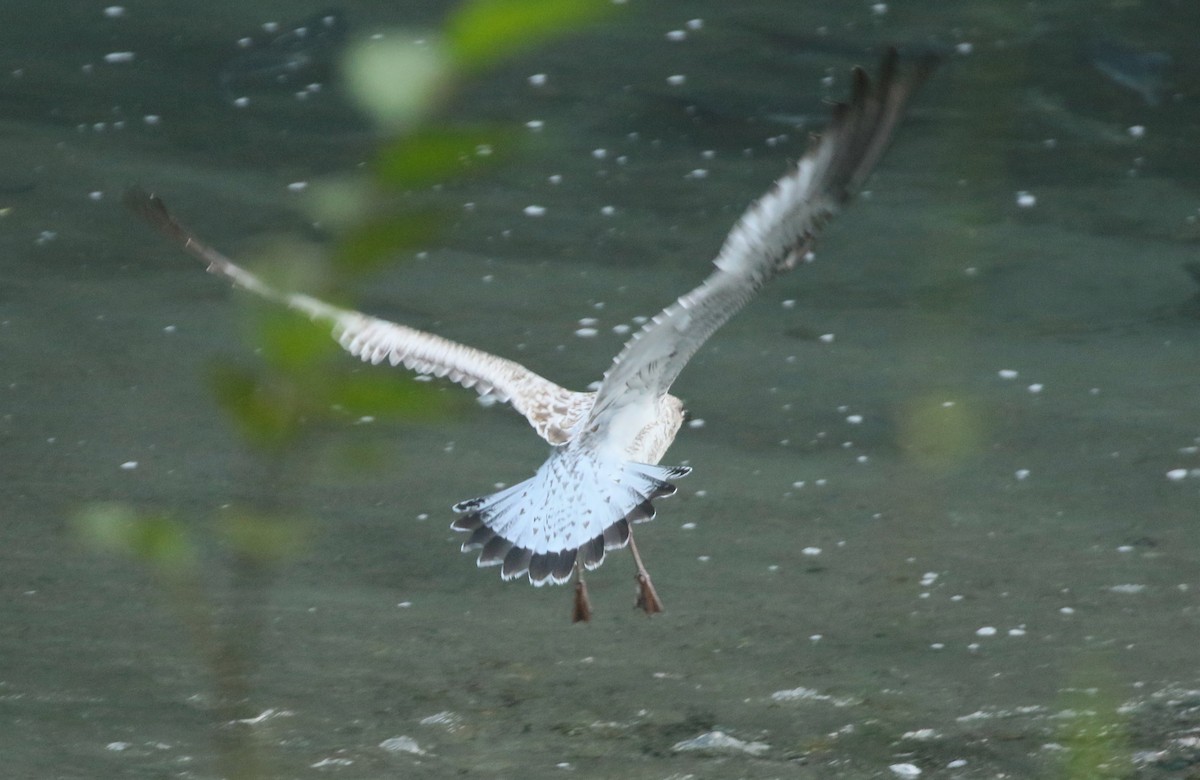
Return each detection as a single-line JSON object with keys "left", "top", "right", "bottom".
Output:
{"left": 572, "top": 562, "right": 592, "bottom": 623}
{"left": 627, "top": 530, "right": 664, "bottom": 615}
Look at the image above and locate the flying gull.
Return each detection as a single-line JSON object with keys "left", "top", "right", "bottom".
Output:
{"left": 126, "top": 49, "right": 935, "bottom": 621}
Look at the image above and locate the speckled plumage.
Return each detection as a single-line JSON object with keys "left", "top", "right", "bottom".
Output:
{"left": 127, "top": 50, "right": 934, "bottom": 614}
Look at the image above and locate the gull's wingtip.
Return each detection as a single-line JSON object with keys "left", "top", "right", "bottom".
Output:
{"left": 123, "top": 185, "right": 190, "bottom": 245}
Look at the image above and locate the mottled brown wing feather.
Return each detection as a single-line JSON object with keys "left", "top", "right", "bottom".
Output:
{"left": 588, "top": 49, "right": 936, "bottom": 425}
{"left": 125, "top": 188, "right": 592, "bottom": 444}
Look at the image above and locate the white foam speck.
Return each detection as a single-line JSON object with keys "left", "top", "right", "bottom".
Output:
{"left": 418, "top": 711, "right": 463, "bottom": 731}
{"left": 672, "top": 730, "right": 768, "bottom": 756}
{"left": 1109, "top": 584, "right": 1146, "bottom": 594}
{"left": 665, "top": 29, "right": 687, "bottom": 41}
{"left": 902, "top": 728, "right": 939, "bottom": 741}
{"left": 802, "top": 547, "right": 822, "bottom": 556}
{"left": 1015, "top": 469, "right": 1030, "bottom": 480}
{"left": 286, "top": 181, "right": 308, "bottom": 193}
{"left": 528, "top": 73, "right": 547, "bottom": 87}
{"left": 103, "top": 51, "right": 135, "bottom": 64}
{"left": 666, "top": 74, "right": 686, "bottom": 86}
{"left": 1016, "top": 191, "right": 1037, "bottom": 208}
{"left": 523, "top": 205, "right": 546, "bottom": 217}
{"left": 975, "top": 626, "right": 997, "bottom": 637}
{"left": 1128, "top": 125, "right": 1146, "bottom": 139}
{"left": 379, "top": 736, "right": 425, "bottom": 755}
{"left": 104, "top": 6, "right": 126, "bottom": 18}
{"left": 120, "top": 461, "right": 138, "bottom": 471}
{"left": 1166, "top": 468, "right": 1189, "bottom": 481}
{"left": 574, "top": 328, "right": 598, "bottom": 338}
{"left": 889, "top": 763, "right": 921, "bottom": 778}
{"left": 998, "top": 369, "right": 1018, "bottom": 379}
{"left": 686, "top": 417, "right": 705, "bottom": 429}
{"left": 770, "top": 686, "right": 823, "bottom": 702}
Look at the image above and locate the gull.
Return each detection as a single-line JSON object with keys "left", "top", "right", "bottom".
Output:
{"left": 126, "top": 50, "right": 935, "bottom": 622}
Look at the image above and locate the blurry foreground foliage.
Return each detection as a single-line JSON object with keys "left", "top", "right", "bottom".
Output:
{"left": 76, "top": 1, "right": 615, "bottom": 777}
{"left": 1056, "top": 667, "right": 1133, "bottom": 779}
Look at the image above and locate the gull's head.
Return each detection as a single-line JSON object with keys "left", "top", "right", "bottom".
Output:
{"left": 662, "top": 394, "right": 685, "bottom": 432}
{"left": 649, "top": 394, "right": 687, "bottom": 460}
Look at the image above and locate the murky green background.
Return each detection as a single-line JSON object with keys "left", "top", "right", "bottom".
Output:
{"left": 3, "top": 1, "right": 1200, "bottom": 777}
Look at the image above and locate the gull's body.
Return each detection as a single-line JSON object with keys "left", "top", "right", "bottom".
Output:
{"left": 128, "top": 51, "right": 934, "bottom": 620}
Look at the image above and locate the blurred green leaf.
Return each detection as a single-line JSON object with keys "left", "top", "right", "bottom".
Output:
{"left": 1059, "top": 672, "right": 1132, "bottom": 779}
{"left": 341, "top": 35, "right": 453, "bottom": 130}
{"left": 253, "top": 307, "right": 341, "bottom": 374}
{"left": 373, "top": 127, "right": 519, "bottom": 189}
{"left": 335, "top": 211, "right": 445, "bottom": 272}
{"left": 328, "top": 373, "right": 460, "bottom": 420}
{"left": 217, "top": 512, "right": 312, "bottom": 563}
{"left": 209, "top": 362, "right": 303, "bottom": 450}
{"left": 75, "top": 504, "right": 196, "bottom": 573}
{"left": 447, "top": 0, "right": 614, "bottom": 70}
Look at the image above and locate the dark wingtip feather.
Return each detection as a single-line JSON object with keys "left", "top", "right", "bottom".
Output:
{"left": 528, "top": 551, "right": 557, "bottom": 583}
{"left": 603, "top": 518, "right": 631, "bottom": 551}
{"left": 649, "top": 482, "right": 677, "bottom": 500}
{"left": 479, "top": 535, "right": 513, "bottom": 566}
{"left": 501, "top": 546, "right": 533, "bottom": 580}
{"left": 124, "top": 186, "right": 191, "bottom": 246}
{"left": 462, "top": 524, "right": 495, "bottom": 551}
{"left": 451, "top": 512, "right": 483, "bottom": 532}
{"left": 578, "top": 535, "right": 606, "bottom": 570}
{"left": 813, "top": 48, "right": 939, "bottom": 204}
{"left": 551, "top": 549, "right": 578, "bottom": 583}
{"left": 452, "top": 496, "right": 486, "bottom": 513}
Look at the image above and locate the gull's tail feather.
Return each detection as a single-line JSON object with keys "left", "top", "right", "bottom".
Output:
{"left": 451, "top": 451, "right": 690, "bottom": 586}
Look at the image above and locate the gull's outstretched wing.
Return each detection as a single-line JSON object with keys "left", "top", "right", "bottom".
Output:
{"left": 125, "top": 188, "right": 591, "bottom": 445}
{"left": 588, "top": 49, "right": 936, "bottom": 425}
